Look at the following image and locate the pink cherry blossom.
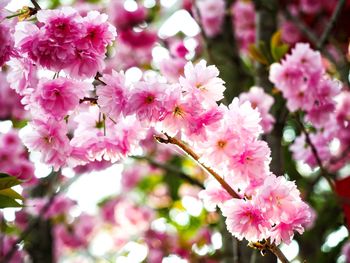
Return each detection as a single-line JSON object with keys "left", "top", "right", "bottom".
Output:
{"left": 20, "top": 118, "right": 71, "bottom": 170}
{"left": 109, "top": 0, "right": 147, "bottom": 30}
{"left": 300, "top": 0, "right": 321, "bottom": 14}
{"left": 229, "top": 139, "right": 271, "bottom": 182}
{"left": 125, "top": 81, "right": 168, "bottom": 125}
{"left": 6, "top": 58, "right": 38, "bottom": 95}
{"left": 0, "top": 236, "right": 27, "bottom": 263}
{"left": 239, "top": 86, "right": 275, "bottom": 133}
{"left": 270, "top": 203, "right": 312, "bottom": 245}
{"left": 198, "top": 180, "right": 232, "bottom": 211}
{"left": 226, "top": 98, "right": 263, "bottom": 139}
{"left": 159, "top": 57, "right": 186, "bottom": 83}
{"left": 160, "top": 85, "right": 201, "bottom": 136}
{"left": 0, "top": 72, "right": 27, "bottom": 120}
{"left": 0, "top": 21, "right": 15, "bottom": 67}
{"left": 180, "top": 60, "right": 226, "bottom": 104}
{"left": 198, "top": 124, "right": 239, "bottom": 170}
{"left": 256, "top": 175, "right": 301, "bottom": 221}
{"left": 119, "top": 28, "right": 157, "bottom": 49}
{"left": 32, "top": 78, "right": 91, "bottom": 120}
{"left": 221, "top": 199, "right": 270, "bottom": 242}
{"left": 197, "top": 0, "right": 226, "bottom": 37}
{"left": 81, "top": 11, "right": 116, "bottom": 54}
{"left": 341, "top": 241, "right": 350, "bottom": 263}
{"left": 96, "top": 70, "right": 127, "bottom": 119}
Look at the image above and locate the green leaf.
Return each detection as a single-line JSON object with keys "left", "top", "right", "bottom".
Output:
{"left": 0, "top": 195, "right": 23, "bottom": 208}
{"left": 0, "top": 188, "right": 24, "bottom": 200}
{"left": 270, "top": 31, "right": 289, "bottom": 62}
{"left": 0, "top": 174, "right": 21, "bottom": 190}
{"left": 272, "top": 44, "right": 289, "bottom": 62}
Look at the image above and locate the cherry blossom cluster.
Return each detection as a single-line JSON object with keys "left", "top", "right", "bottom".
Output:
{"left": 16, "top": 7, "right": 116, "bottom": 79}
{"left": 270, "top": 43, "right": 341, "bottom": 126}
{"left": 3, "top": 4, "right": 312, "bottom": 248}
{"left": 270, "top": 43, "right": 349, "bottom": 170}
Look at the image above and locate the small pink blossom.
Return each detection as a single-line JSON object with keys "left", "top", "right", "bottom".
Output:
{"left": 0, "top": 22, "right": 15, "bottom": 67}
{"left": 270, "top": 203, "right": 312, "bottom": 245}
{"left": 198, "top": 180, "right": 232, "bottom": 211}
{"left": 32, "top": 78, "right": 91, "bottom": 120}
{"left": 96, "top": 70, "right": 127, "bottom": 119}
{"left": 119, "top": 28, "right": 157, "bottom": 49}
{"left": 300, "top": 0, "right": 321, "bottom": 14}
{"left": 6, "top": 58, "right": 38, "bottom": 95}
{"left": 197, "top": 0, "right": 226, "bottom": 37}
{"left": 239, "top": 87, "right": 275, "bottom": 133}
{"left": 229, "top": 139, "right": 271, "bottom": 181}
{"left": 159, "top": 57, "right": 186, "bottom": 83}
{"left": 221, "top": 199, "right": 270, "bottom": 242}
{"left": 256, "top": 175, "right": 301, "bottom": 221}
{"left": 109, "top": 1, "right": 147, "bottom": 30}
{"left": 161, "top": 85, "right": 201, "bottom": 136}
{"left": 81, "top": 11, "right": 116, "bottom": 54}
{"left": 20, "top": 118, "right": 71, "bottom": 170}
{"left": 227, "top": 98, "right": 263, "bottom": 139}
{"left": 180, "top": 60, "right": 226, "bottom": 104}
{"left": 125, "top": 81, "right": 168, "bottom": 125}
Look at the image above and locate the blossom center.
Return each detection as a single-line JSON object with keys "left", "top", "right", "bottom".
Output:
{"left": 145, "top": 95, "right": 154, "bottom": 104}
{"left": 217, "top": 140, "right": 227, "bottom": 149}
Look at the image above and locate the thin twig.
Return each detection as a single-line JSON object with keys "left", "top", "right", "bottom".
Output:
{"left": 30, "top": 0, "right": 41, "bottom": 10}
{"left": 318, "top": 0, "right": 346, "bottom": 50}
{"left": 281, "top": 8, "right": 318, "bottom": 46}
{"left": 155, "top": 133, "right": 240, "bottom": 199}
{"left": 79, "top": 97, "right": 98, "bottom": 104}
{"left": 266, "top": 240, "right": 289, "bottom": 263}
{"left": 281, "top": 8, "right": 337, "bottom": 64}
{"left": 155, "top": 133, "right": 290, "bottom": 263}
{"left": 131, "top": 155, "right": 204, "bottom": 189}
{"left": 295, "top": 115, "right": 335, "bottom": 191}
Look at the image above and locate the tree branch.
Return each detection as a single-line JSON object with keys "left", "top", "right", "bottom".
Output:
{"left": 295, "top": 115, "right": 335, "bottom": 191}
{"left": 155, "top": 133, "right": 240, "bottom": 199}
{"left": 30, "top": 0, "right": 41, "bottom": 10}
{"left": 281, "top": 8, "right": 337, "bottom": 65}
{"left": 318, "top": 0, "right": 346, "bottom": 50}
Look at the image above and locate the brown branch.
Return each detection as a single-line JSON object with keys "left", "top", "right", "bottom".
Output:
{"left": 155, "top": 133, "right": 240, "bottom": 199}
{"left": 30, "top": 0, "right": 41, "bottom": 10}
{"left": 281, "top": 8, "right": 337, "bottom": 65}
{"left": 79, "top": 97, "right": 98, "bottom": 104}
{"left": 155, "top": 133, "right": 290, "bottom": 263}
{"left": 266, "top": 240, "right": 289, "bottom": 263}
{"left": 295, "top": 116, "right": 335, "bottom": 192}
{"left": 318, "top": 0, "right": 346, "bottom": 50}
